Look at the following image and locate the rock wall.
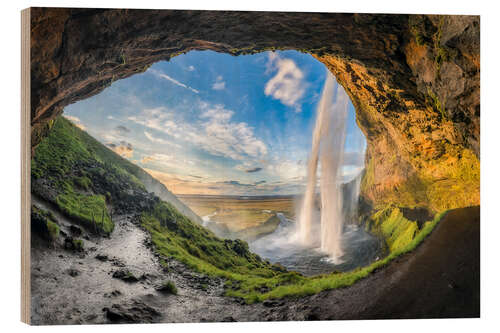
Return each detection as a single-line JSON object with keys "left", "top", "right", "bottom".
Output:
{"left": 29, "top": 8, "right": 480, "bottom": 212}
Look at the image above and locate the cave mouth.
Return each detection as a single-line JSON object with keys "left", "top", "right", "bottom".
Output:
{"left": 62, "top": 49, "right": 378, "bottom": 275}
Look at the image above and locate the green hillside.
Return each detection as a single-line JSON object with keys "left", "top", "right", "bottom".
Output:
{"left": 31, "top": 117, "right": 446, "bottom": 303}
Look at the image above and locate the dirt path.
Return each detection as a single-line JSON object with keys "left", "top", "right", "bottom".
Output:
{"left": 31, "top": 202, "right": 479, "bottom": 324}
{"left": 30, "top": 197, "right": 258, "bottom": 325}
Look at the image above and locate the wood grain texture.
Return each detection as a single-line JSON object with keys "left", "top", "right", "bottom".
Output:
{"left": 21, "top": 7, "right": 31, "bottom": 325}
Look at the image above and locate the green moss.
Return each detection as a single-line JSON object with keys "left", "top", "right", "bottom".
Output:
{"left": 72, "top": 238, "right": 84, "bottom": 251}
{"left": 425, "top": 148, "right": 480, "bottom": 212}
{"left": 360, "top": 157, "right": 375, "bottom": 196}
{"left": 31, "top": 205, "right": 60, "bottom": 242}
{"left": 56, "top": 192, "right": 113, "bottom": 234}
{"left": 46, "top": 220, "right": 60, "bottom": 240}
{"left": 427, "top": 88, "right": 447, "bottom": 121}
{"left": 367, "top": 205, "right": 421, "bottom": 253}
{"left": 360, "top": 145, "right": 479, "bottom": 213}
{"left": 431, "top": 16, "right": 457, "bottom": 79}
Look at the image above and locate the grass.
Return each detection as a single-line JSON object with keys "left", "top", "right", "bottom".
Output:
{"left": 142, "top": 201, "right": 278, "bottom": 278}
{"left": 158, "top": 280, "right": 178, "bottom": 295}
{"left": 56, "top": 191, "right": 113, "bottom": 234}
{"left": 74, "top": 176, "right": 91, "bottom": 190}
{"left": 32, "top": 117, "right": 146, "bottom": 191}
{"left": 143, "top": 199, "right": 447, "bottom": 304}
{"left": 31, "top": 117, "right": 157, "bottom": 234}
{"left": 46, "top": 220, "right": 60, "bottom": 240}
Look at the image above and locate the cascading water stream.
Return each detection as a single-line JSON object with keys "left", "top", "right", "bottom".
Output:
{"left": 295, "top": 72, "right": 349, "bottom": 262}
{"left": 250, "top": 73, "right": 378, "bottom": 275}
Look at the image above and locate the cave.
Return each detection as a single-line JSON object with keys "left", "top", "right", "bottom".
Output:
{"left": 28, "top": 8, "right": 480, "bottom": 212}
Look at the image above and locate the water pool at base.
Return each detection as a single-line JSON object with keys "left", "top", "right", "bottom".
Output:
{"left": 249, "top": 214, "right": 385, "bottom": 276}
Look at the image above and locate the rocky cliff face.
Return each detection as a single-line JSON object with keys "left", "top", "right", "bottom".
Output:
{"left": 29, "top": 8, "right": 480, "bottom": 212}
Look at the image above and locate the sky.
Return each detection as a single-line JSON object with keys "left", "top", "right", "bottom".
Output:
{"left": 64, "top": 50, "right": 366, "bottom": 196}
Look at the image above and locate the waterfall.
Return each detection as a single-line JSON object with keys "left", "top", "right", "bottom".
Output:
{"left": 296, "top": 72, "right": 349, "bottom": 261}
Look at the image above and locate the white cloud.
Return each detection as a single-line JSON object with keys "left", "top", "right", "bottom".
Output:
{"left": 212, "top": 75, "right": 226, "bottom": 90}
{"left": 127, "top": 107, "right": 170, "bottom": 132}
{"left": 264, "top": 53, "right": 306, "bottom": 112}
{"left": 267, "top": 159, "right": 306, "bottom": 181}
{"left": 187, "top": 65, "right": 195, "bottom": 71}
{"left": 144, "top": 131, "right": 182, "bottom": 149}
{"left": 128, "top": 103, "right": 268, "bottom": 163}
{"left": 148, "top": 68, "right": 199, "bottom": 94}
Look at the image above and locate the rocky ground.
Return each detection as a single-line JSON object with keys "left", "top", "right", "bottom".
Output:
{"left": 31, "top": 192, "right": 479, "bottom": 324}
{"left": 31, "top": 196, "right": 259, "bottom": 324}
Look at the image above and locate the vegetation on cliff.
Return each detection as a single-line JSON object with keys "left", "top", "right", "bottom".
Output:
{"left": 361, "top": 145, "right": 479, "bottom": 213}
{"left": 31, "top": 205, "right": 60, "bottom": 242}
{"left": 31, "top": 117, "right": 156, "bottom": 234}
{"left": 32, "top": 116, "right": 449, "bottom": 304}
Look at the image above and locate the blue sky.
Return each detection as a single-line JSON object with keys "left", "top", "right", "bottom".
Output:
{"left": 64, "top": 50, "right": 366, "bottom": 195}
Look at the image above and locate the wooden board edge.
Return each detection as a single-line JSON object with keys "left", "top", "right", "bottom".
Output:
{"left": 21, "top": 7, "right": 31, "bottom": 325}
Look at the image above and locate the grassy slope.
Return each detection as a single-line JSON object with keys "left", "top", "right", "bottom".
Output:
{"left": 32, "top": 116, "right": 448, "bottom": 303}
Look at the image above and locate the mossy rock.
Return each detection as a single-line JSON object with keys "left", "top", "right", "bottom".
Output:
{"left": 112, "top": 269, "right": 139, "bottom": 282}
{"left": 31, "top": 205, "right": 60, "bottom": 242}
{"left": 64, "top": 237, "right": 84, "bottom": 252}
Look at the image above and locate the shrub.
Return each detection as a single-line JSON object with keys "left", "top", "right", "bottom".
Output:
{"left": 157, "top": 280, "right": 178, "bottom": 295}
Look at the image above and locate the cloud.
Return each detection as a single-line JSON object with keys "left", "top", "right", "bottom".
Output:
{"left": 140, "top": 156, "right": 155, "bottom": 164}
{"left": 264, "top": 53, "right": 306, "bottom": 111}
{"left": 148, "top": 68, "right": 199, "bottom": 94}
{"left": 212, "top": 75, "right": 226, "bottom": 90}
{"left": 128, "top": 107, "right": 170, "bottom": 132}
{"left": 63, "top": 114, "right": 86, "bottom": 130}
{"left": 245, "top": 167, "right": 262, "bottom": 173}
{"left": 144, "top": 131, "right": 181, "bottom": 148}
{"left": 129, "top": 103, "right": 268, "bottom": 162}
{"left": 140, "top": 153, "right": 173, "bottom": 165}
{"left": 107, "top": 141, "right": 133, "bottom": 158}
{"left": 267, "top": 159, "right": 306, "bottom": 181}
{"left": 107, "top": 115, "right": 114, "bottom": 120}
{"left": 115, "top": 125, "right": 130, "bottom": 135}
{"left": 221, "top": 180, "right": 252, "bottom": 187}
{"left": 254, "top": 180, "right": 267, "bottom": 185}
{"left": 187, "top": 65, "right": 195, "bottom": 71}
